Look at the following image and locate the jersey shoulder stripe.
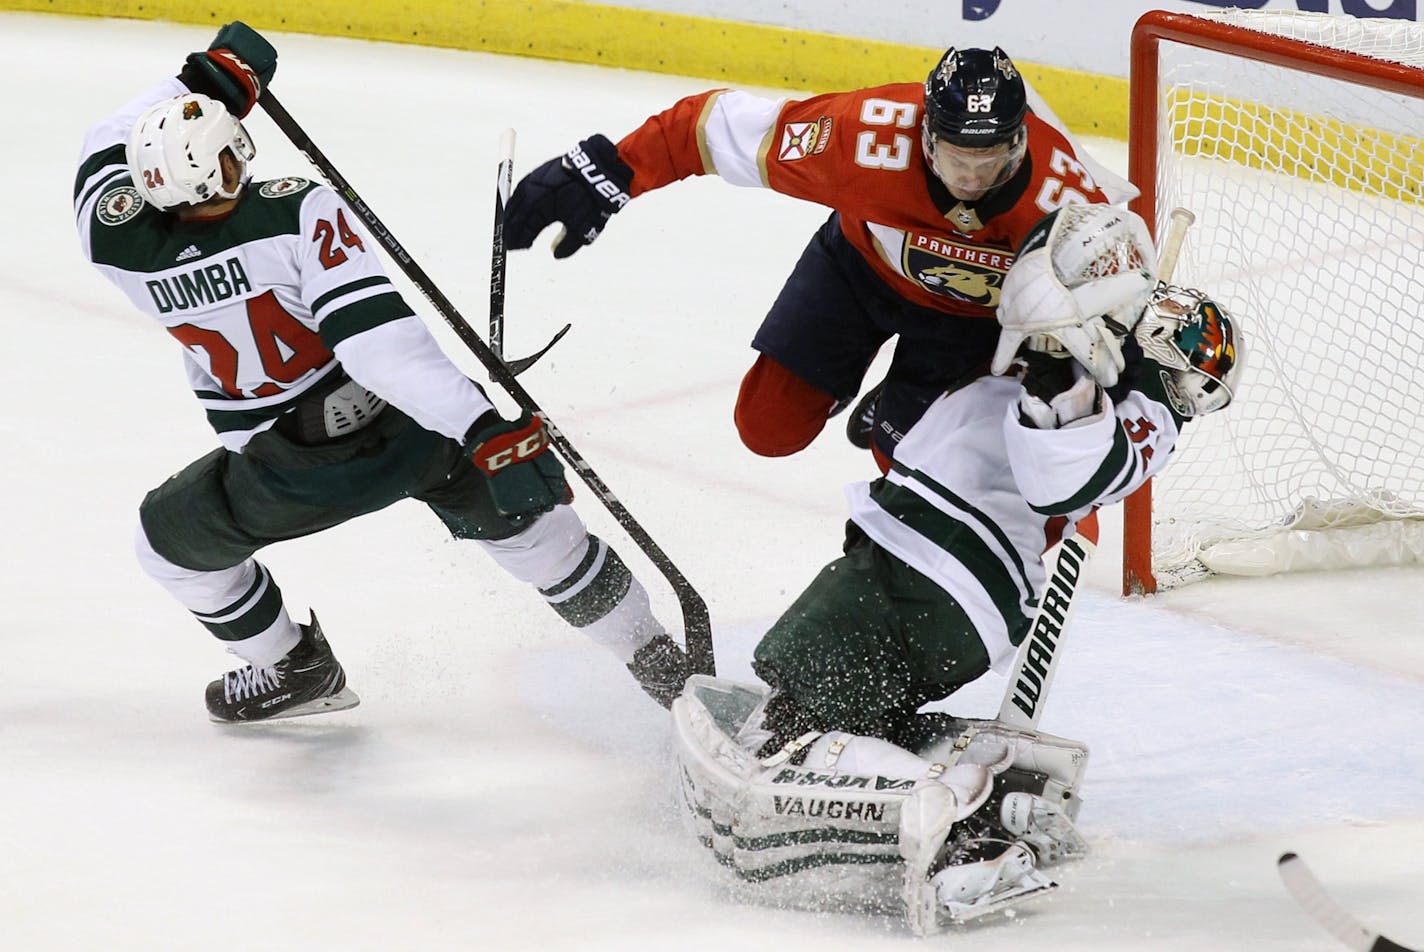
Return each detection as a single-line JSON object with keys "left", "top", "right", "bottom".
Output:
{"left": 888, "top": 459, "right": 1033, "bottom": 592}
{"left": 74, "top": 144, "right": 128, "bottom": 207}
{"left": 84, "top": 177, "right": 318, "bottom": 272}
{"left": 1027, "top": 422, "right": 1132, "bottom": 516}
{"left": 865, "top": 477, "right": 1031, "bottom": 633}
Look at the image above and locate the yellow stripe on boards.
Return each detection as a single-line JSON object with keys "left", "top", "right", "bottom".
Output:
{"left": 9, "top": 0, "right": 1129, "bottom": 138}
{"left": 1167, "top": 88, "right": 1424, "bottom": 204}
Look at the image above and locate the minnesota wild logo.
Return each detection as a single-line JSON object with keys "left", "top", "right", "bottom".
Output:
{"left": 182, "top": 100, "right": 204, "bottom": 120}
{"left": 258, "top": 177, "right": 312, "bottom": 198}
{"left": 96, "top": 186, "right": 145, "bottom": 226}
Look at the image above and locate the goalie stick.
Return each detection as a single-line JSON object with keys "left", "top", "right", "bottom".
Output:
{"left": 258, "top": 91, "right": 715, "bottom": 678}
{"left": 1278, "top": 852, "right": 1416, "bottom": 952}
{"left": 489, "top": 128, "right": 570, "bottom": 374}
{"left": 996, "top": 207, "right": 1195, "bottom": 730}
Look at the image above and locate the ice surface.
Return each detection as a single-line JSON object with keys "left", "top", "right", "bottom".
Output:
{"left": 2, "top": 14, "right": 1419, "bottom": 950}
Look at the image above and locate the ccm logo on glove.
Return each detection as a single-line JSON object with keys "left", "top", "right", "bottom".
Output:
{"left": 567, "top": 143, "right": 630, "bottom": 209}
{"left": 471, "top": 417, "right": 551, "bottom": 474}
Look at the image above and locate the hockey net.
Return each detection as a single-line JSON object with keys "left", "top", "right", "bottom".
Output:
{"left": 1124, "top": 9, "right": 1424, "bottom": 592}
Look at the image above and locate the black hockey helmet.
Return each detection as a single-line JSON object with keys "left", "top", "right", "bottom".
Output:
{"left": 922, "top": 47, "right": 1029, "bottom": 200}
{"left": 924, "top": 46, "right": 1028, "bottom": 148}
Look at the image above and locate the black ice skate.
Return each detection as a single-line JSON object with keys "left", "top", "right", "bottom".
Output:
{"left": 844, "top": 380, "right": 884, "bottom": 449}
{"left": 205, "top": 614, "right": 360, "bottom": 723}
{"left": 626, "top": 633, "right": 694, "bottom": 708}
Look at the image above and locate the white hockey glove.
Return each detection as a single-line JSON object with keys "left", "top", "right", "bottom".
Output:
{"left": 992, "top": 205, "right": 1157, "bottom": 387}
{"left": 1018, "top": 369, "right": 1103, "bottom": 430}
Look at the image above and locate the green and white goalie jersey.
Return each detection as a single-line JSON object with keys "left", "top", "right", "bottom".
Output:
{"left": 73, "top": 79, "right": 489, "bottom": 451}
{"left": 848, "top": 369, "right": 1185, "bottom": 674}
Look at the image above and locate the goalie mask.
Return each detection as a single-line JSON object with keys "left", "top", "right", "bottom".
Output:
{"left": 126, "top": 94, "right": 255, "bottom": 211}
{"left": 922, "top": 47, "right": 1028, "bottom": 201}
{"left": 1136, "top": 286, "right": 1243, "bottom": 417}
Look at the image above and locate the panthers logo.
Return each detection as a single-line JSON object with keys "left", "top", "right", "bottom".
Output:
{"left": 904, "top": 232, "right": 1013, "bottom": 307}
{"left": 916, "top": 264, "right": 1000, "bottom": 304}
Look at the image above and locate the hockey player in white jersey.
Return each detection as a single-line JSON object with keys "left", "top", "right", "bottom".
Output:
{"left": 73, "top": 22, "right": 693, "bottom": 722}
{"left": 672, "top": 204, "right": 1242, "bottom": 931}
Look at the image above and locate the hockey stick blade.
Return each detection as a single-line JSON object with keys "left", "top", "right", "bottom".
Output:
{"left": 1278, "top": 852, "right": 1416, "bottom": 952}
{"left": 506, "top": 322, "right": 572, "bottom": 376}
{"left": 490, "top": 130, "right": 571, "bottom": 375}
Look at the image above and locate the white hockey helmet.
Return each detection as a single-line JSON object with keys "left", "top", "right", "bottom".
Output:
{"left": 1135, "top": 285, "right": 1244, "bottom": 417}
{"left": 125, "top": 94, "right": 255, "bottom": 211}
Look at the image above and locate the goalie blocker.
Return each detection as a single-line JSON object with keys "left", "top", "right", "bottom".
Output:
{"left": 671, "top": 677, "right": 1089, "bottom": 935}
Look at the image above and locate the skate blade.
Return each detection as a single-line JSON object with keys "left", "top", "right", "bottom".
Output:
{"left": 209, "top": 687, "right": 361, "bottom": 724}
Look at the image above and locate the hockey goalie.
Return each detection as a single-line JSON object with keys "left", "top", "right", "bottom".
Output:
{"left": 671, "top": 204, "right": 1244, "bottom": 934}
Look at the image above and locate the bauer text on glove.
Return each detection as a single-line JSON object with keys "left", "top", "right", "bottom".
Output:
{"left": 504, "top": 134, "right": 633, "bottom": 259}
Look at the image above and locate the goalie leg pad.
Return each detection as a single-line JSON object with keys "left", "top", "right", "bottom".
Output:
{"left": 673, "top": 678, "right": 1092, "bottom": 933}
{"left": 675, "top": 679, "right": 912, "bottom": 895}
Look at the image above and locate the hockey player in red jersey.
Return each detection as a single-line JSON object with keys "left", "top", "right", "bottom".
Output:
{"left": 506, "top": 47, "right": 1132, "bottom": 471}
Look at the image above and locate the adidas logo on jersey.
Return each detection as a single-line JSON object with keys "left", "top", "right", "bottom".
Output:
{"left": 175, "top": 244, "right": 203, "bottom": 262}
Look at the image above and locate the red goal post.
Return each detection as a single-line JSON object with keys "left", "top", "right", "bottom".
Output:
{"left": 1124, "top": 9, "right": 1424, "bottom": 594}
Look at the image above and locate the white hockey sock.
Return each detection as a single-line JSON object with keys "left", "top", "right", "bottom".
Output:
{"left": 477, "top": 506, "right": 662, "bottom": 661}
{"left": 135, "top": 524, "right": 300, "bottom": 667}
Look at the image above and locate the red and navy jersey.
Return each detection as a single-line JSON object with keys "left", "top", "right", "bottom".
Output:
{"left": 617, "top": 84, "right": 1112, "bottom": 318}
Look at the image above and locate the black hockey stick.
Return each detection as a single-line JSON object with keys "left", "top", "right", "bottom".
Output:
{"left": 259, "top": 90, "right": 715, "bottom": 677}
{"left": 490, "top": 128, "right": 570, "bottom": 375}
{"left": 1278, "top": 852, "right": 1416, "bottom": 952}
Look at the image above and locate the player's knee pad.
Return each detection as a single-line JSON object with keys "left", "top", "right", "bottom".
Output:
{"left": 734, "top": 356, "right": 836, "bottom": 456}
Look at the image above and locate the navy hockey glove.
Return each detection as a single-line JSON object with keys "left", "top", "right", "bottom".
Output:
{"left": 505, "top": 135, "right": 633, "bottom": 259}
{"left": 179, "top": 21, "right": 277, "bottom": 118}
{"left": 465, "top": 411, "right": 573, "bottom": 520}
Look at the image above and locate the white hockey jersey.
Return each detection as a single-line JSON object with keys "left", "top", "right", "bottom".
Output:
{"left": 74, "top": 80, "right": 491, "bottom": 451}
{"left": 847, "top": 371, "right": 1184, "bottom": 673}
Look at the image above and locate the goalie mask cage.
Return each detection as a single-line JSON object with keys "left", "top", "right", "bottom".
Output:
{"left": 1124, "top": 9, "right": 1424, "bottom": 594}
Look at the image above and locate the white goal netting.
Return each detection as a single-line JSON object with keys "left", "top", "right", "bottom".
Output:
{"left": 1145, "top": 10, "right": 1424, "bottom": 587}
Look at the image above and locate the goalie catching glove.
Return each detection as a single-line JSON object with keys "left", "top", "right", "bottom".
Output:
{"left": 992, "top": 205, "right": 1157, "bottom": 387}
{"left": 465, "top": 411, "right": 572, "bottom": 521}
{"left": 504, "top": 135, "right": 634, "bottom": 259}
